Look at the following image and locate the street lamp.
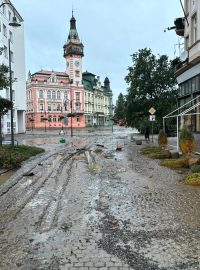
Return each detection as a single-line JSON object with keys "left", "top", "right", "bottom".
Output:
{"left": 40, "top": 111, "right": 48, "bottom": 132}
{"left": 0, "top": 2, "right": 21, "bottom": 146}
{"left": 69, "top": 79, "right": 73, "bottom": 137}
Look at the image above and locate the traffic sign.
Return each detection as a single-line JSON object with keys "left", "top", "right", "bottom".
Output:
{"left": 149, "top": 107, "right": 156, "bottom": 115}
{"left": 149, "top": 115, "right": 156, "bottom": 121}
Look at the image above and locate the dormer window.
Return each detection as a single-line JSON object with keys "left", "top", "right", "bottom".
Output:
{"left": 50, "top": 75, "right": 56, "bottom": 83}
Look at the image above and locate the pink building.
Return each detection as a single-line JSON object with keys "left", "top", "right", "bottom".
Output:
{"left": 26, "top": 13, "right": 85, "bottom": 130}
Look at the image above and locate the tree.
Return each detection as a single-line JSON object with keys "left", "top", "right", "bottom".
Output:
{"left": 0, "top": 98, "right": 12, "bottom": 146}
{"left": 0, "top": 64, "right": 10, "bottom": 146}
{"left": 114, "top": 93, "right": 126, "bottom": 123}
{"left": 124, "top": 48, "right": 177, "bottom": 132}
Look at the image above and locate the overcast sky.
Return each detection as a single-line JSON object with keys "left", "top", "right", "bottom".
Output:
{"left": 12, "top": 0, "right": 183, "bottom": 103}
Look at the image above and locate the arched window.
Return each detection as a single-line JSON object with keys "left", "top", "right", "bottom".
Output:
{"left": 57, "top": 91, "right": 61, "bottom": 99}
{"left": 47, "top": 90, "right": 51, "bottom": 99}
{"left": 39, "top": 89, "right": 43, "bottom": 99}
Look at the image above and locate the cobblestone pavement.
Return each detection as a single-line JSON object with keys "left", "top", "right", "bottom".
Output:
{"left": 0, "top": 129, "right": 200, "bottom": 270}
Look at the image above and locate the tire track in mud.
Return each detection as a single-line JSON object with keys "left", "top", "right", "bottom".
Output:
{"left": 34, "top": 158, "right": 74, "bottom": 232}
{"left": 0, "top": 146, "right": 90, "bottom": 228}
{"left": 0, "top": 148, "right": 63, "bottom": 197}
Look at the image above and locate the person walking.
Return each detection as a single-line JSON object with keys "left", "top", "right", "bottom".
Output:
{"left": 144, "top": 126, "right": 150, "bottom": 140}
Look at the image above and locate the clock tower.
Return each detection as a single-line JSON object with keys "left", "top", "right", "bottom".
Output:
{"left": 63, "top": 12, "right": 84, "bottom": 85}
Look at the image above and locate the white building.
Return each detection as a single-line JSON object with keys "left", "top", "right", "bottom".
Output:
{"left": 0, "top": 0, "right": 26, "bottom": 134}
{"left": 173, "top": 0, "right": 200, "bottom": 131}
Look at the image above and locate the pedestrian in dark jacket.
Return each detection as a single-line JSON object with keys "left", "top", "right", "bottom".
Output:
{"left": 144, "top": 127, "right": 150, "bottom": 140}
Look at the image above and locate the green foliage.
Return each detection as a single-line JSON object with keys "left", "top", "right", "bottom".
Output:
{"left": 124, "top": 48, "right": 177, "bottom": 132}
{"left": 0, "top": 97, "right": 13, "bottom": 146}
{"left": 158, "top": 129, "right": 168, "bottom": 147}
{"left": 190, "top": 164, "right": 200, "bottom": 173}
{"left": 114, "top": 93, "right": 126, "bottom": 122}
{"left": 0, "top": 97, "right": 12, "bottom": 116}
{"left": 140, "top": 146, "right": 171, "bottom": 159}
{"left": 0, "top": 145, "right": 45, "bottom": 169}
{"left": 0, "top": 64, "right": 9, "bottom": 89}
{"left": 179, "top": 125, "right": 194, "bottom": 141}
{"left": 160, "top": 157, "right": 189, "bottom": 169}
{"left": 184, "top": 173, "right": 200, "bottom": 186}
{"left": 179, "top": 126, "right": 196, "bottom": 155}
{"left": 0, "top": 64, "right": 12, "bottom": 146}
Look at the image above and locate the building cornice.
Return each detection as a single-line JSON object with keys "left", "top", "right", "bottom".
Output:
{"left": 175, "top": 56, "right": 200, "bottom": 77}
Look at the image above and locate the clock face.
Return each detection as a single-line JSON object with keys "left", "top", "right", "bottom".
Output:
{"left": 75, "top": 60, "right": 80, "bottom": 67}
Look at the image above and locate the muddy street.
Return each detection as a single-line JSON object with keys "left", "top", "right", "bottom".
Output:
{"left": 0, "top": 130, "right": 200, "bottom": 270}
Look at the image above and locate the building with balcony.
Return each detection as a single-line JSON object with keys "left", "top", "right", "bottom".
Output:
{"left": 0, "top": 0, "right": 26, "bottom": 134}
{"left": 26, "top": 70, "right": 85, "bottom": 130}
{"left": 83, "top": 72, "right": 113, "bottom": 126}
{"left": 173, "top": 0, "right": 200, "bottom": 131}
{"left": 26, "top": 13, "right": 113, "bottom": 130}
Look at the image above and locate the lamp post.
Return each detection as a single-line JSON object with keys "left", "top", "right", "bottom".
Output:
{"left": 0, "top": 2, "right": 21, "bottom": 146}
{"left": 41, "top": 111, "right": 48, "bottom": 132}
{"left": 69, "top": 79, "right": 73, "bottom": 138}
{"left": 29, "top": 112, "right": 35, "bottom": 131}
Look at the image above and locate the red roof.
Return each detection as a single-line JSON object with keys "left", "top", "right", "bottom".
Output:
{"left": 33, "top": 70, "right": 69, "bottom": 77}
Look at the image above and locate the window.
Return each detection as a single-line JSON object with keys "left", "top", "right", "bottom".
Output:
{"left": 48, "top": 103, "right": 51, "bottom": 111}
{"left": 52, "top": 91, "right": 56, "bottom": 99}
{"left": 11, "top": 71, "right": 14, "bottom": 80}
{"left": 47, "top": 90, "right": 51, "bottom": 99}
{"left": 185, "top": 0, "right": 189, "bottom": 14}
{"left": 8, "top": 11, "right": 11, "bottom": 21}
{"left": 75, "top": 70, "right": 80, "bottom": 77}
{"left": 48, "top": 115, "right": 52, "bottom": 122}
{"left": 76, "top": 115, "right": 80, "bottom": 122}
{"left": 185, "top": 36, "right": 189, "bottom": 50}
{"left": 57, "top": 91, "right": 61, "bottom": 99}
{"left": 12, "top": 90, "right": 15, "bottom": 101}
{"left": 64, "top": 101, "right": 68, "bottom": 111}
{"left": 3, "top": 24, "right": 7, "bottom": 37}
{"left": 39, "top": 90, "right": 43, "bottom": 99}
{"left": 53, "top": 115, "right": 57, "bottom": 122}
{"left": 75, "top": 102, "right": 81, "bottom": 111}
{"left": 2, "top": 5, "right": 6, "bottom": 15}
{"left": 191, "top": 13, "right": 197, "bottom": 44}
{"left": 75, "top": 92, "right": 80, "bottom": 101}
{"left": 64, "top": 92, "right": 68, "bottom": 100}
{"left": 3, "top": 45, "right": 7, "bottom": 58}
{"left": 9, "top": 31, "right": 13, "bottom": 42}
{"left": 40, "top": 104, "right": 44, "bottom": 111}
{"left": 40, "top": 115, "right": 44, "bottom": 122}
{"left": 10, "top": 51, "right": 13, "bottom": 62}
{"left": 57, "top": 104, "right": 61, "bottom": 111}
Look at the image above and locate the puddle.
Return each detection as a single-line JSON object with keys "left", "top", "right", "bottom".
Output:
{"left": 0, "top": 170, "right": 15, "bottom": 185}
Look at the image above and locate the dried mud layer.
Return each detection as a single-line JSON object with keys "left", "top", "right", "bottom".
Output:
{"left": 0, "top": 133, "right": 200, "bottom": 270}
